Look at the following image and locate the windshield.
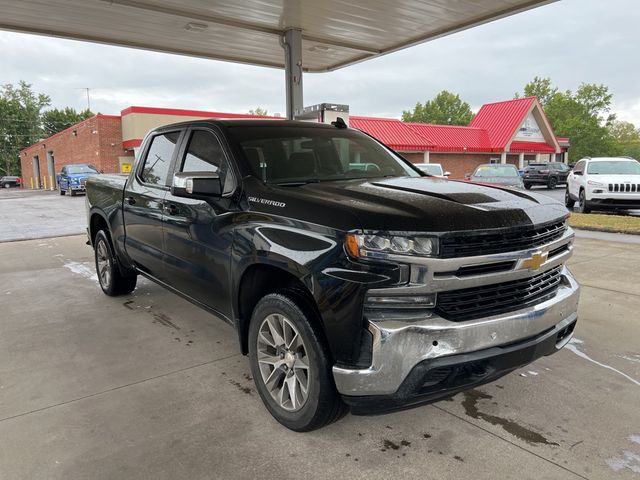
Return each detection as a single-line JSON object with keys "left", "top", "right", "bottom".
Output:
{"left": 473, "top": 165, "right": 519, "bottom": 178}
{"left": 67, "top": 165, "right": 99, "bottom": 174}
{"left": 229, "top": 126, "right": 421, "bottom": 184}
{"left": 587, "top": 160, "right": 640, "bottom": 175}
{"left": 418, "top": 164, "right": 443, "bottom": 176}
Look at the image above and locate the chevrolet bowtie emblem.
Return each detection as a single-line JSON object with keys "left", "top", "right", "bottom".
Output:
{"left": 521, "top": 252, "right": 548, "bottom": 271}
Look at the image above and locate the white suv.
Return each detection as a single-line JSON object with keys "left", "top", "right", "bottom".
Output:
{"left": 566, "top": 157, "right": 640, "bottom": 213}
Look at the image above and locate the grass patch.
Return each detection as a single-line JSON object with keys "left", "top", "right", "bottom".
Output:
{"left": 569, "top": 213, "right": 640, "bottom": 235}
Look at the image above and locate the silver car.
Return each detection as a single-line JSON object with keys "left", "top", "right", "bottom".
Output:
{"left": 466, "top": 164, "right": 524, "bottom": 189}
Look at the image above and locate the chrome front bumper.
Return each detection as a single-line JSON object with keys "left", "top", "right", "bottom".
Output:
{"left": 333, "top": 266, "right": 580, "bottom": 396}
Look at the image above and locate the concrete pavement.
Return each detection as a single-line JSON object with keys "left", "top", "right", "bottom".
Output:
{"left": 0, "top": 235, "right": 639, "bottom": 479}
{"left": 0, "top": 189, "right": 86, "bottom": 242}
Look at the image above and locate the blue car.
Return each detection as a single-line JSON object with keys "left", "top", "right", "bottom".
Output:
{"left": 58, "top": 164, "right": 101, "bottom": 196}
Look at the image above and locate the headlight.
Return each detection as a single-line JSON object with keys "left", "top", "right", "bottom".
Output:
{"left": 345, "top": 233, "right": 438, "bottom": 258}
{"left": 70, "top": 177, "right": 79, "bottom": 184}
{"left": 587, "top": 180, "right": 605, "bottom": 187}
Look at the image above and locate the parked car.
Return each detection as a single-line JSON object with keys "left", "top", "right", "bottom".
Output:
{"left": 414, "top": 163, "right": 450, "bottom": 177}
{"left": 58, "top": 164, "right": 101, "bottom": 196}
{"left": 86, "top": 119, "right": 579, "bottom": 431}
{"left": 566, "top": 157, "right": 640, "bottom": 213}
{"left": 465, "top": 163, "right": 524, "bottom": 189}
{"left": 0, "top": 176, "right": 21, "bottom": 188}
{"left": 523, "top": 162, "right": 571, "bottom": 190}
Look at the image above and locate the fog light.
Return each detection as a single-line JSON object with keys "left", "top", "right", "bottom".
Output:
{"left": 365, "top": 293, "right": 436, "bottom": 309}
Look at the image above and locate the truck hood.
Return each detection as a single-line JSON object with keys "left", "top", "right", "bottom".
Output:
{"left": 251, "top": 176, "right": 568, "bottom": 232}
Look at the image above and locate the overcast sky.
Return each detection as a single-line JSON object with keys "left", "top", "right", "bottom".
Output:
{"left": 1, "top": 0, "right": 639, "bottom": 125}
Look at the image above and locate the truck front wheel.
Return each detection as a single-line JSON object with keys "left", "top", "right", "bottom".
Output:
{"left": 248, "top": 293, "right": 347, "bottom": 431}
{"left": 94, "top": 230, "right": 137, "bottom": 296}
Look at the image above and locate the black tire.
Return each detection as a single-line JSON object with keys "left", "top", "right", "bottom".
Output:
{"left": 524, "top": 183, "right": 532, "bottom": 190}
{"left": 93, "top": 230, "right": 137, "bottom": 296}
{"left": 70, "top": 189, "right": 76, "bottom": 197}
{"left": 248, "top": 293, "right": 347, "bottom": 431}
{"left": 60, "top": 188, "right": 66, "bottom": 195}
{"left": 565, "top": 189, "right": 575, "bottom": 208}
{"left": 547, "top": 177, "right": 558, "bottom": 189}
{"left": 577, "top": 189, "right": 591, "bottom": 214}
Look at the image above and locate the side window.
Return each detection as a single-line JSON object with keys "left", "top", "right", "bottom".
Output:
{"left": 573, "top": 161, "right": 585, "bottom": 174}
{"left": 181, "top": 130, "right": 225, "bottom": 173}
{"left": 141, "top": 131, "right": 180, "bottom": 186}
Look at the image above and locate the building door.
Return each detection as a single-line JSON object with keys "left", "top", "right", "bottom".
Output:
{"left": 46, "top": 151, "right": 55, "bottom": 190}
{"left": 32, "top": 156, "right": 41, "bottom": 189}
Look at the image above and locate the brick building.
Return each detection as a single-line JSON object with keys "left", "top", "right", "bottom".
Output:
{"left": 19, "top": 96, "right": 569, "bottom": 188}
{"left": 351, "top": 97, "right": 569, "bottom": 179}
{"left": 19, "top": 114, "right": 131, "bottom": 190}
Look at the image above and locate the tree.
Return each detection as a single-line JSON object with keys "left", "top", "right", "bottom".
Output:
{"left": 609, "top": 120, "right": 640, "bottom": 159}
{"left": 516, "top": 78, "right": 620, "bottom": 160}
{"left": 248, "top": 107, "right": 268, "bottom": 116}
{"left": 401, "top": 90, "right": 474, "bottom": 125}
{"left": 41, "top": 107, "right": 93, "bottom": 136}
{"left": 515, "top": 76, "right": 558, "bottom": 107}
{"left": 0, "top": 81, "right": 50, "bottom": 176}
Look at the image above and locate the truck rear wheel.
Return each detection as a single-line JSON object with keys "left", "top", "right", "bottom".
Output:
{"left": 94, "top": 230, "right": 137, "bottom": 296}
{"left": 248, "top": 293, "right": 347, "bottom": 431}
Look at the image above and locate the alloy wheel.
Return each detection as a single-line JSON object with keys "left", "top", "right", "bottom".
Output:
{"left": 256, "top": 313, "right": 310, "bottom": 412}
{"left": 96, "top": 240, "right": 112, "bottom": 289}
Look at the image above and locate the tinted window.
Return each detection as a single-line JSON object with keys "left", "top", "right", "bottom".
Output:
{"left": 573, "top": 161, "right": 585, "bottom": 174}
{"left": 229, "top": 126, "right": 419, "bottom": 184}
{"left": 141, "top": 132, "right": 180, "bottom": 186}
{"left": 181, "top": 130, "right": 225, "bottom": 173}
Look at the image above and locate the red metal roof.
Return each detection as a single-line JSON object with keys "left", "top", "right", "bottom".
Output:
{"left": 349, "top": 116, "right": 434, "bottom": 151}
{"left": 405, "top": 123, "right": 495, "bottom": 152}
{"left": 470, "top": 97, "right": 536, "bottom": 149}
{"left": 508, "top": 141, "right": 556, "bottom": 153}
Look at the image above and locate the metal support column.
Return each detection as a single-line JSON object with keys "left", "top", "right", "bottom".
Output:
{"left": 500, "top": 152, "right": 507, "bottom": 164}
{"left": 281, "top": 28, "right": 303, "bottom": 120}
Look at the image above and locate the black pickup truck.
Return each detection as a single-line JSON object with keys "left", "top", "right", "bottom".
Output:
{"left": 85, "top": 119, "right": 580, "bottom": 431}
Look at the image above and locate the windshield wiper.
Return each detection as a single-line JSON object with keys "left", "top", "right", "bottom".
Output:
{"left": 274, "top": 180, "right": 321, "bottom": 187}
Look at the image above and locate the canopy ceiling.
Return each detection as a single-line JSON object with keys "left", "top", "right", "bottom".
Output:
{"left": 0, "top": 0, "right": 556, "bottom": 72}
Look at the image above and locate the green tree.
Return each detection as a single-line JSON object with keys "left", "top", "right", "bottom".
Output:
{"left": 401, "top": 90, "right": 474, "bottom": 125}
{"left": 516, "top": 78, "right": 619, "bottom": 160}
{"left": 515, "top": 76, "right": 558, "bottom": 107}
{"left": 609, "top": 120, "right": 640, "bottom": 159}
{"left": 0, "top": 81, "right": 50, "bottom": 176}
{"left": 41, "top": 107, "right": 93, "bottom": 136}
{"left": 248, "top": 107, "right": 268, "bottom": 116}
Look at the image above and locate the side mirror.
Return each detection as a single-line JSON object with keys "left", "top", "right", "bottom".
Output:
{"left": 171, "top": 171, "right": 221, "bottom": 198}
{"left": 464, "top": 173, "right": 471, "bottom": 180}
{"left": 444, "top": 171, "right": 451, "bottom": 177}
{"left": 573, "top": 171, "right": 582, "bottom": 176}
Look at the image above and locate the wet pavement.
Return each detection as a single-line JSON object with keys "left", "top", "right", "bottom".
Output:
{"left": 0, "top": 234, "right": 638, "bottom": 479}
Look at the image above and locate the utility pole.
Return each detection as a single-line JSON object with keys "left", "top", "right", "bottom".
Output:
{"left": 77, "top": 87, "right": 92, "bottom": 111}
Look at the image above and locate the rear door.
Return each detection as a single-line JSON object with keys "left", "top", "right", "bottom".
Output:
{"left": 123, "top": 129, "right": 183, "bottom": 279}
{"left": 162, "top": 127, "right": 236, "bottom": 313}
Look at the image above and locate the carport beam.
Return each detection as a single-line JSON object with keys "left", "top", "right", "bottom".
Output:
{"left": 282, "top": 28, "right": 303, "bottom": 120}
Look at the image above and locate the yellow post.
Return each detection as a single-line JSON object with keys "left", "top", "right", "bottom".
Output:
{"left": 43, "top": 176, "right": 48, "bottom": 190}
{"left": 30, "top": 177, "right": 34, "bottom": 189}
{"left": 50, "top": 175, "right": 54, "bottom": 191}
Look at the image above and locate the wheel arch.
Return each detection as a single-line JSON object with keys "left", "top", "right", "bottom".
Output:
{"left": 235, "top": 263, "right": 325, "bottom": 357}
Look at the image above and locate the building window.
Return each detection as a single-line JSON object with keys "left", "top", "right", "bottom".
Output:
{"left": 489, "top": 157, "right": 499, "bottom": 164}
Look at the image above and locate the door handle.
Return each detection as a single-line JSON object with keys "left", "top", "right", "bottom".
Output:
{"left": 166, "top": 204, "right": 179, "bottom": 216}
{"left": 125, "top": 196, "right": 136, "bottom": 205}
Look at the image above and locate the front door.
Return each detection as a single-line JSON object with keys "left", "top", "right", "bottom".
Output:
{"left": 123, "top": 130, "right": 182, "bottom": 279}
{"left": 162, "top": 128, "right": 235, "bottom": 314}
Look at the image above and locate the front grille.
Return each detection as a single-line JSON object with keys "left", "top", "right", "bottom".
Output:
{"left": 609, "top": 183, "right": 640, "bottom": 193}
{"left": 440, "top": 221, "right": 566, "bottom": 258}
{"left": 436, "top": 266, "right": 563, "bottom": 321}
